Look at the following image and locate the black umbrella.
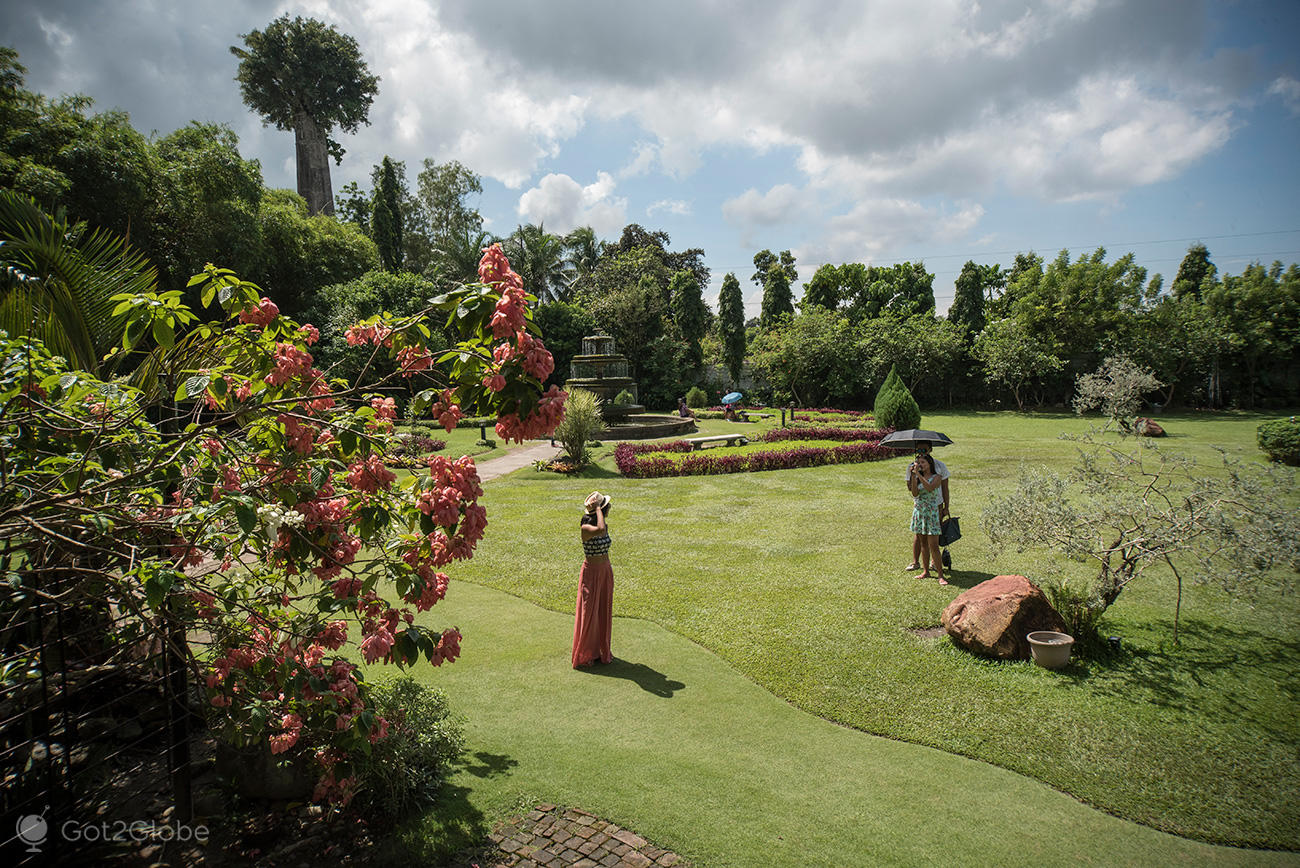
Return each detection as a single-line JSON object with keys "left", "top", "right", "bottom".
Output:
{"left": 880, "top": 429, "right": 954, "bottom": 450}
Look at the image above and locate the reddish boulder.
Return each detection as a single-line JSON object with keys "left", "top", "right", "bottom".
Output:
{"left": 941, "top": 575, "right": 1068, "bottom": 660}
{"left": 1134, "top": 417, "right": 1166, "bottom": 436}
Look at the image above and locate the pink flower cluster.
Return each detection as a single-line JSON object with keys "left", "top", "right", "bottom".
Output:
{"left": 239, "top": 297, "right": 280, "bottom": 327}
{"left": 479, "top": 244, "right": 529, "bottom": 338}
{"left": 369, "top": 396, "right": 396, "bottom": 430}
{"left": 491, "top": 329, "right": 555, "bottom": 382}
{"left": 265, "top": 342, "right": 315, "bottom": 387}
{"left": 346, "top": 454, "right": 397, "bottom": 494}
{"left": 343, "top": 322, "right": 393, "bottom": 347}
{"left": 495, "top": 385, "right": 568, "bottom": 444}
{"left": 279, "top": 414, "right": 324, "bottom": 456}
{"left": 428, "top": 389, "right": 464, "bottom": 433}
{"left": 396, "top": 345, "right": 433, "bottom": 377}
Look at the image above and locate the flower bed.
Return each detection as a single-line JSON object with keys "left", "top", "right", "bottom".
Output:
{"left": 759, "top": 426, "right": 891, "bottom": 442}
{"left": 614, "top": 436, "right": 896, "bottom": 478}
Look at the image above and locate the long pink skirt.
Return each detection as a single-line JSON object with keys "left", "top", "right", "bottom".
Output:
{"left": 571, "top": 558, "right": 613, "bottom": 667}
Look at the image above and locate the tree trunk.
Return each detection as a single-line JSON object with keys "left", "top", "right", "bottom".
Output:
{"left": 294, "top": 110, "right": 334, "bottom": 216}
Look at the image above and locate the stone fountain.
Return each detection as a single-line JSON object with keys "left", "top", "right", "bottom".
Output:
{"left": 565, "top": 332, "right": 696, "bottom": 439}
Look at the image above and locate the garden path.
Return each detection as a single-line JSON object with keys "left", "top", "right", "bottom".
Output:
{"left": 476, "top": 441, "right": 563, "bottom": 481}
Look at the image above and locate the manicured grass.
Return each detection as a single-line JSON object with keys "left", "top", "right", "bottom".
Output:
{"left": 383, "top": 583, "right": 1294, "bottom": 866}
{"left": 430, "top": 409, "right": 1300, "bottom": 852}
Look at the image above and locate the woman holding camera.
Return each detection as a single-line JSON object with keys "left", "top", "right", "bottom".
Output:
{"left": 573, "top": 490, "right": 614, "bottom": 667}
{"left": 908, "top": 454, "right": 947, "bottom": 584}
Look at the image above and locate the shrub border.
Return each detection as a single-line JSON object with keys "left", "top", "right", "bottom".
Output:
{"left": 614, "top": 431, "right": 897, "bottom": 478}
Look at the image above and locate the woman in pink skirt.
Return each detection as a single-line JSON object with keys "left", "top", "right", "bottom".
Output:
{"left": 572, "top": 491, "right": 613, "bottom": 667}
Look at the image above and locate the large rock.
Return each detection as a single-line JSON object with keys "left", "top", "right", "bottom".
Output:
{"left": 1134, "top": 417, "right": 1165, "bottom": 436}
{"left": 941, "top": 575, "right": 1068, "bottom": 660}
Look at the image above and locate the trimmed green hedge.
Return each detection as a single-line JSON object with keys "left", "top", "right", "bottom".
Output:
{"left": 1257, "top": 417, "right": 1300, "bottom": 465}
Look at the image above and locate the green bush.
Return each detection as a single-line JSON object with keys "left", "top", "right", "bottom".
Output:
{"left": 874, "top": 367, "right": 921, "bottom": 430}
{"left": 355, "top": 676, "right": 464, "bottom": 818}
{"left": 553, "top": 389, "right": 607, "bottom": 464}
{"left": 613, "top": 389, "right": 634, "bottom": 406}
{"left": 685, "top": 386, "right": 707, "bottom": 408}
{"left": 1257, "top": 418, "right": 1300, "bottom": 465}
{"left": 1041, "top": 580, "right": 1107, "bottom": 655}
{"left": 873, "top": 365, "right": 902, "bottom": 421}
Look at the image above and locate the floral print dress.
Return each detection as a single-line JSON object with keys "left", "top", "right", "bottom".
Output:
{"left": 910, "top": 475, "right": 943, "bottom": 536}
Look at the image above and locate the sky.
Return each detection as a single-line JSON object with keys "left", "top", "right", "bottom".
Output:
{"left": 3, "top": 0, "right": 1299, "bottom": 318}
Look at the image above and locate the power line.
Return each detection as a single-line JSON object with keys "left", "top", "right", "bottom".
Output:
{"left": 706, "top": 229, "right": 1300, "bottom": 276}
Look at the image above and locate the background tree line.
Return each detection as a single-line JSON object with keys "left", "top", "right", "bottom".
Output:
{"left": 4, "top": 39, "right": 1296, "bottom": 415}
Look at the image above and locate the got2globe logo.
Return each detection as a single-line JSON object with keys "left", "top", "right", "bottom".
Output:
{"left": 15, "top": 813, "right": 48, "bottom": 852}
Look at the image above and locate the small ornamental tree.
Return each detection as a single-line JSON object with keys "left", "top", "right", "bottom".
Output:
{"left": 983, "top": 432, "right": 1300, "bottom": 643}
{"left": 552, "top": 388, "right": 606, "bottom": 465}
{"left": 1072, "top": 355, "right": 1163, "bottom": 431}
{"left": 0, "top": 242, "right": 564, "bottom": 805}
{"left": 873, "top": 365, "right": 920, "bottom": 430}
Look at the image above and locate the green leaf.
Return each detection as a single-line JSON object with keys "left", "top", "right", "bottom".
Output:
{"left": 234, "top": 500, "right": 258, "bottom": 534}
{"left": 144, "top": 568, "right": 176, "bottom": 611}
{"left": 183, "top": 373, "right": 212, "bottom": 399}
{"left": 151, "top": 316, "right": 175, "bottom": 349}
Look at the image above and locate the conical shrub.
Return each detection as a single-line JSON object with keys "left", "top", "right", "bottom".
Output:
{"left": 875, "top": 367, "right": 921, "bottom": 430}
{"left": 873, "top": 365, "right": 902, "bottom": 421}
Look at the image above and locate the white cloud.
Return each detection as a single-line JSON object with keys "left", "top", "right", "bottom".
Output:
{"left": 798, "top": 199, "right": 986, "bottom": 266}
{"left": 646, "top": 199, "right": 691, "bottom": 217}
{"left": 721, "top": 184, "right": 808, "bottom": 245}
{"left": 1269, "top": 76, "right": 1300, "bottom": 115}
{"left": 516, "top": 172, "right": 628, "bottom": 236}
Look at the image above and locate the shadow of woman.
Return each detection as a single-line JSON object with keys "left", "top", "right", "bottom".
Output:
{"left": 584, "top": 658, "right": 686, "bottom": 697}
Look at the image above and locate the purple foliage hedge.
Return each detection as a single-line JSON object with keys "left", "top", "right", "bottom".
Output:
{"left": 759, "top": 426, "right": 892, "bottom": 442}
{"left": 614, "top": 438, "right": 897, "bottom": 478}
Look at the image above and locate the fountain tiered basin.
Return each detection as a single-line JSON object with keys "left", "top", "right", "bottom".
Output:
{"left": 565, "top": 333, "right": 696, "bottom": 440}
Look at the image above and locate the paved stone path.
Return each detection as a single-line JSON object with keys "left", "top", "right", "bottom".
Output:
{"left": 459, "top": 804, "right": 687, "bottom": 868}
{"left": 475, "top": 440, "right": 563, "bottom": 481}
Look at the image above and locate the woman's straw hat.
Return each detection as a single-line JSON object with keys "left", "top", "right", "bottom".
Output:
{"left": 584, "top": 491, "right": 611, "bottom": 512}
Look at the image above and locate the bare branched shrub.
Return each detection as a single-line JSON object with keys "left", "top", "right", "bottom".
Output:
{"left": 1073, "top": 355, "right": 1163, "bottom": 431}
{"left": 983, "top": 432, "right": 1299, "bottom": 643}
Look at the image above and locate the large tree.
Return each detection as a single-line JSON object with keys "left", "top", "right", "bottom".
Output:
{"left": 232, "top": 15, "right": 379, "bottom": 215}
{"left": 751, "top": 249, "right": 798, "bottom": 291}
{"left": 372, "top": 156, "right": 404, "bottom": 272}
{"left": 760, "top": 264, "right": 795, "bottom": 329}
{"left": 717, "top": 272, "right": 746, "bottom": 387}
{"left": 949, "top": 260, "right": 1001, "bottom": 338}
{"left": 503, "top": 223, "right": 568, "bottom": 303}
{"left": 1172, "top": 242, "right": 1215, "bottom": 300}
{"left": 669, "top": 269, "right": 708, "bottom": 373}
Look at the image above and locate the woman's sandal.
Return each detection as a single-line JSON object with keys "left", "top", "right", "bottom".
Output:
{"left": 905, "top": 562, "right": 920, "bottom": 571}
{"left": 937, "top": 576, "right": 949, "bottom": 586}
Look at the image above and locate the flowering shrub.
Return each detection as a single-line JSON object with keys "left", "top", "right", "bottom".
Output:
{"left": 0, "top": 244, "right": 562, "bottom": 806}
{"left": 615, "top": 438, "right": 896, "bottom": 478}
{"left": 759, "top": 426, "right": 892, "bottom": 442}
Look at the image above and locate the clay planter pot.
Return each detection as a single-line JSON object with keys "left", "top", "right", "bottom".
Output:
{"left": 1026, "top": 631, "right": 1074, "bottom": 669}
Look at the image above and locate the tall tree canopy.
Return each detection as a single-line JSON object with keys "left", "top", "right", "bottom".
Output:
{"left": 761, "top": 264, "right": 795, "bottom": 329}
{"left": 949, "top": 260, "right": 1002, "bottom": 338}
{"left": 752, "top": 249, "right": 798, "bottom": 290}
{"left": 717, "top": 272, "right": 746, "bottom": 386}
{"left": 1172, "top": 242, "right": 1215, "bottom": 300}
{"left": 669, "top": 269, "right": 708, "bottom": 372}
{"left": 231, "top": 15, "right": 379, "bottom": 215}
{"left": 372, "top": 156, "right": 404, "bottom": 272}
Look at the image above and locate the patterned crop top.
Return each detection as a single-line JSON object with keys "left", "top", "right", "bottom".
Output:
{"left": 582, "top": 534, "right": 612, "bottom": 557}
{"left": 580, "top": 514, "right": 612, "bottom": 557}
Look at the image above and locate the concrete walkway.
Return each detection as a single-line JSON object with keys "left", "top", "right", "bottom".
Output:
{"left": 475, "top": 441, "right": 563, "bottom": 481}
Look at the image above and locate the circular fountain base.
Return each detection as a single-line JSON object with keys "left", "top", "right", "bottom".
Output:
{"left": 604, "top": 414, "right": 697, "bottom": 440}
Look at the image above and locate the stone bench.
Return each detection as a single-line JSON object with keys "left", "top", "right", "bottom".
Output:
{"left": 684, "top": 434, "right": 748, "bottom": 450}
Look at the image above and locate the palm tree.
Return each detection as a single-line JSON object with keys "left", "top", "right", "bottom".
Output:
{"left": 432, "top": 226, "right": 497, "bottom": 288}
{"left": 0, "top": 190, "right": 158, "bottom": 377}
{"left": 563, "top": 226, "right": 604, "bottom": 297}
{"left": 503, "top": 223, "right": 568, "bottom": 303}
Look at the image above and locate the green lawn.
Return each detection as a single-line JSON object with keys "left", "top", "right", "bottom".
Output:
{"left": 384, "top": 581, "right": 1294, "bottom": 867}
{"left": 387, "top": 409, "right": 1300, "bottom": 862}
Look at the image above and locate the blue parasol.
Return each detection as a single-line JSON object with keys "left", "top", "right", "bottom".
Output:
{"left": 722, "top": 391, "right": 743, "bottom": 404}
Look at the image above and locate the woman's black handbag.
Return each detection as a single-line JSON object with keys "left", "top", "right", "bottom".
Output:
{"left": 938, "top": 516, "right": 962, "bottom": 546}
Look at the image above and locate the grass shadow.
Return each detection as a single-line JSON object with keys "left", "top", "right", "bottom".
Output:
{"left": 1056, "top": 618, "right": 1300, "bottom": 739}
{"left": 940, "top": 567, "right": 997, "bottom": 590}
{"left": 376, "top": 749, "right": 520, "bottom": 862}
{"left": 459, "top": 750, "right": 519, "bottom": 779}
{"left": 582, "top": 657, "right": 686, "bottom": 697}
